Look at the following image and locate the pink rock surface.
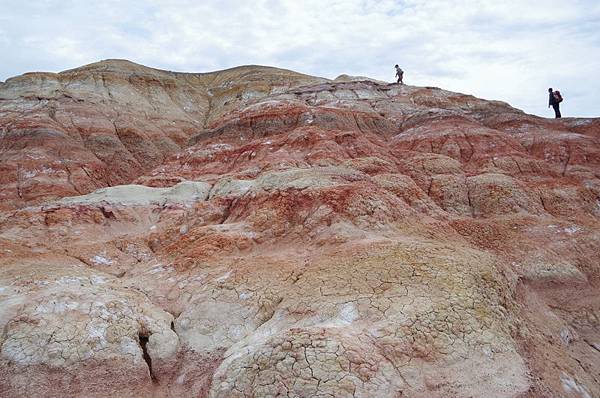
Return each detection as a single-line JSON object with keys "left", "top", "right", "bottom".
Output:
{"left": 1, "top": 61, "right": 599, "bottom": 397}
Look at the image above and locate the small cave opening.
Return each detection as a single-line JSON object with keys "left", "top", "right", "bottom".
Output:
{"left": 100, "top": 206, "right": 116, "bottom": 219}
{"left": 139, "top": 332, "right": 158, "bottom": 384}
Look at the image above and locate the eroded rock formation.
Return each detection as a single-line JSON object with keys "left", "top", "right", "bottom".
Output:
{"left": 1, "top": 60, "right": 599, "bottom": 397}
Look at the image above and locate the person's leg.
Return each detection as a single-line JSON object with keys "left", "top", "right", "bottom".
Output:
{"left": 553, "top": 104, "right": 561, "bottom": 118}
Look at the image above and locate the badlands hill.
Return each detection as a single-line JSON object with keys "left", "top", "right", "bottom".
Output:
{"left": 0, "top": 60, "right": 599, "bottom": 397}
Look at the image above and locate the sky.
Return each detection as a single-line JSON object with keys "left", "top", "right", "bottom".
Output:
{"left": 1, "top": 0, "right": 599, "bottom": 117}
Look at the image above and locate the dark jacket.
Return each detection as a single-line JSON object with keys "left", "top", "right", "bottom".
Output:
{"left": 549, "top": 92, "right": 558, "bottom": 106}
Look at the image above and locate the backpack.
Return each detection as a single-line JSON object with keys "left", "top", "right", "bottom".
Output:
{"left": 553, "top": 91, "right": 563, "bottom": 103}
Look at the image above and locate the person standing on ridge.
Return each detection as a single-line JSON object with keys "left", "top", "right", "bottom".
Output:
{"left": 548, "top": 87, "right": 562, "bottom": 118}
{"left": 395, "top": 64, "right": 404, "bottom": 84}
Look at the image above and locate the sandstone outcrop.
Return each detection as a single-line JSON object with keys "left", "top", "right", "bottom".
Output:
{"left": 1, "top": 61, "right": 599, "bottom": 397}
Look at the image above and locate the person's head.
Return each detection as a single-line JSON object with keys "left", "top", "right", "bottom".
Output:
{"left": 395, "top": 64, "right": 398, "bottom": 68}
{"left": 548, "top": 88, "right": 553, "bottom": 92}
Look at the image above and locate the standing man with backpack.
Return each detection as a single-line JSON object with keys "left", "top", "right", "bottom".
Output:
{"left": 395, "top": 64, "right": 404, "bottom": 84}
{"left": 548, "top": 87, "right": 563, "bottom": 118}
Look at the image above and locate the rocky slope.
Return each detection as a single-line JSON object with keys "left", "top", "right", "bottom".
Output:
{"left": 0, "top": 60, "right": 326, "bottom": 210}
{"left": 1, "top": 60, "right": 600, "bottom": 397}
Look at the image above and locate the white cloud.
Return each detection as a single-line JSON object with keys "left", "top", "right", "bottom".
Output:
{"left": 1, "top": 0, "right": 599, "bottom": 117}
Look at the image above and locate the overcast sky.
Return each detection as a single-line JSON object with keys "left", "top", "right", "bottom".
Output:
{"left": 1, "top": 0, "right": 599, "bottom": 117}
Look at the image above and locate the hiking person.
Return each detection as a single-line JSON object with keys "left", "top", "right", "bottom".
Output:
{"left": 548, "top": 87, "right": 562, "bottom": 118}
{"left": 395, "top": 65, "right": 404, "bottom": 84}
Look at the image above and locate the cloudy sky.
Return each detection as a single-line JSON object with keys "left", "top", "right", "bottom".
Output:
{"left": 1, "top": 0, "right": 599, "bottom": 117}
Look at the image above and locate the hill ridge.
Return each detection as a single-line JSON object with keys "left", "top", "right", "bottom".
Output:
{"left": 0, "top": 59, "right": 599, "bottom": 398}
